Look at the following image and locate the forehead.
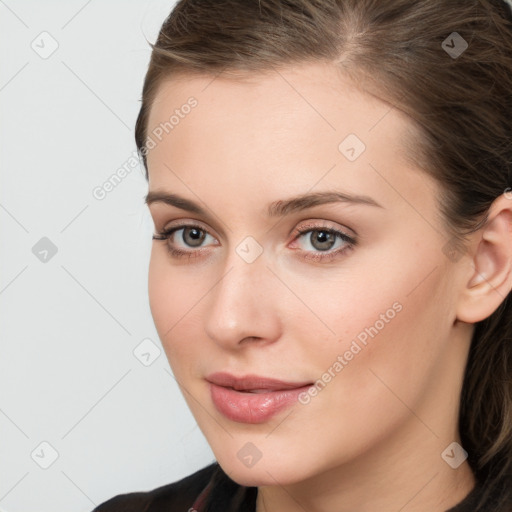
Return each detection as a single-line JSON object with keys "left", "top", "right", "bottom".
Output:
{"left": 145, "top": 62, "right": 439, "bottom": 217}
{"left": 146, "top": 61, "right": 399, "bottom": 142}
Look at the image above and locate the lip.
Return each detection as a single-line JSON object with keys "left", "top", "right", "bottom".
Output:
{"left": 206, "top": 372, "right": 313, "bottom": 424}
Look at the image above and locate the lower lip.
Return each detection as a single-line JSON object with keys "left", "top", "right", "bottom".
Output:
{"left": 209, "top": 382, "right": 312, "bottom": 424}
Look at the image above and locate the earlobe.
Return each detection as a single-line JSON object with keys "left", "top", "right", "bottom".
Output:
{"left": 456, "top": 194, "right": 512, "bottom": 324}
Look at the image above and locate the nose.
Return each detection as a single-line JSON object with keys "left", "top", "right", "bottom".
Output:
{"left": 203, "top": 248, "right": 282, "bottom": 350}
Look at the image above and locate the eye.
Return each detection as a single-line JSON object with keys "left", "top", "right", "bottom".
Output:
{"left": 171, "top": 226, "right": 209, "bottom": 248}
{"left": 152, "top": 223, "right": 217, "bottom": 259}
{"left": 152, "top": 220, "right": 357, "bottom": 263}
{"left": 290, "top": 223, "right": 356, "bottom": 262}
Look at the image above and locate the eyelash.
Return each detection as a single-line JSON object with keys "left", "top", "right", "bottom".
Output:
{"left": 152, "top": 222, "right": 357, "bottom": 263}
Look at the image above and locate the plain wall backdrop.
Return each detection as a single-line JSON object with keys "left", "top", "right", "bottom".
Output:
{"left": 0, "top": 1, "right": 215, "bottom": 511}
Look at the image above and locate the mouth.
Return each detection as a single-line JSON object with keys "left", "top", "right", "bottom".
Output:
{"left": 233, "top": 388, "right": 281, "bottom": 393}
{"left": 205, "top": 372, "right": 313, "bottom": 392}
{"left": 205, "top": 372, "right": 314, "bottom": 423}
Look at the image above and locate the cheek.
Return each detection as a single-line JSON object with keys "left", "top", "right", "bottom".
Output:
{"left": 148, "top": 251, "right": 172, "bottom": 331}
{"left": 148, "top": 251, "right": 187, "bottom": 354}
{"left": 305, "top": 259, "right": 452, "bottom": 427}
{"left": 148, "top": 249, "right": 211, "bottom": 368}
{"left": 300, "top": 242, "right": 450, "bottom": 391}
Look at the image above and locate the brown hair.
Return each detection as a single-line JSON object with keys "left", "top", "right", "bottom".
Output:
{"left": 135, "top": 1, "right": 512, "bottom": 509}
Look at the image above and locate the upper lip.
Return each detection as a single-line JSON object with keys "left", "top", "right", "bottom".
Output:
{"left": 206, "top": 372, "right": 313, "bottom": 391}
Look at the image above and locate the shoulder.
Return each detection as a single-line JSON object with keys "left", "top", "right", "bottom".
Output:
{"left": 91, "top": 462, "right": 218, "bottom": 512}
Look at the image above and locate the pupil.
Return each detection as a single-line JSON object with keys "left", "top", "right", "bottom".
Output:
{"left": 184, "top": 227, "right": 204, "bottom": 246}
{"left": 312, "top": 230, "right": 334, "bottom": 251}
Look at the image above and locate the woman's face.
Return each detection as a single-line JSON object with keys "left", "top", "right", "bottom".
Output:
{"left": 145, "top": 62, "right": 472, "bottom": 487}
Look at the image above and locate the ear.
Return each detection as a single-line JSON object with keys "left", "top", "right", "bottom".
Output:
{"left": 456, "top": 193, "right": 512, "bottom": 324}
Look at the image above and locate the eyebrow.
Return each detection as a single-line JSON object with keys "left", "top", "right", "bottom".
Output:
{"left": 145, "top": 190, "right": 383, "bottom": 217}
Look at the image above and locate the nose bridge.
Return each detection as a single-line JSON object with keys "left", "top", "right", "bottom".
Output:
{"left": 203, "top": 244, "right": 280, "bottom": 347}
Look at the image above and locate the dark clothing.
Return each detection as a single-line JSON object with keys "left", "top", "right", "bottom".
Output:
{"left": 91, "top": 461, "right": 493, "bottom": 512}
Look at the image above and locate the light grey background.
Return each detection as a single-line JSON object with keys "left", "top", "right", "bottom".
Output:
{"left": 0, "top": 1, "right": 214, "bottom": 511}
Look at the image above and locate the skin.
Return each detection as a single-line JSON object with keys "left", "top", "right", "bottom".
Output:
{"left": 144, "top": 61, "right": 512, "bottom": 512}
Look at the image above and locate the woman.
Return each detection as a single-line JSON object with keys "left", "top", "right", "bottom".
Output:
{"left": 93, "top": 0, "right": 512, "bottom": 510}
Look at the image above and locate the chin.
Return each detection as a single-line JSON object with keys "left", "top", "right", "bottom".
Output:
{"left": 216, "top": 453, "right": 309, "bottom": 488}
{"left": 223, "top": 465, "right": 290, "bottom": 487}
